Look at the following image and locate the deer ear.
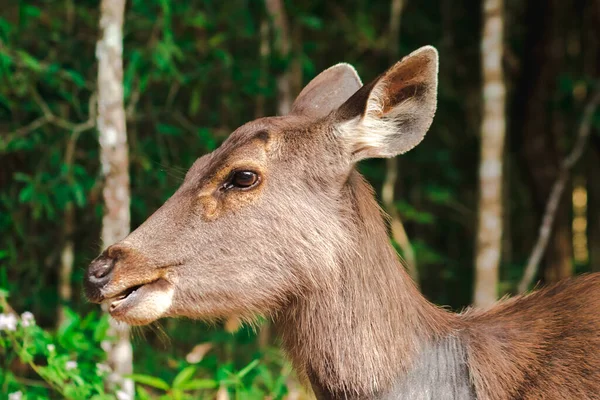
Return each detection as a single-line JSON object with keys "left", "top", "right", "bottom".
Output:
{"left": 335, "top": 46, "right": 438, "bottom": 161}
{"left": 291, "top": 63, "right": 362, "bottom": 118}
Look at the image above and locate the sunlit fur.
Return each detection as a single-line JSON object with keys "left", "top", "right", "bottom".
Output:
{"left": 339, "top": 46, "right": 438, "bottom": 161}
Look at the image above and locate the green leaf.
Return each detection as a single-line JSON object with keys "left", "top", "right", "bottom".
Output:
{"left": 53, "top": 184, "right": 71, "bottom": 210}
{"left": 129, "top": 374, "right": 170, "bottom": 391}
{"left": 13, "top": 172, "right": 31, "bottom": 183}
{"left": 208, "top": 33, "right": 227, "bottom": 48}
{"left": 72, "top": 183, "right": 86, "bottom": 207}
{"left": 0, "top": 17, "right": 12, "bottom": 40}
{"left": 172, "top": 366, "right": 196, "bottom": 388}
{"left": 189, "top": 89, "right": 201, "bottom": 116}
{"left": 396, "top": 201, "right": 435, "bottom": 225}
{"left": 299, "top": 15, "right": 323, "bottom": 30}
{"left": 197, "top": 128, "right": 217, "bottom": 151}
{"left": 66, "top": 69, "right": 86, "bottom": 88}
{"left": 186, "top": 12, "right": 209, "bottom": 28}
{"left": 17, "top": 50, "right": 41, "bottom": 71}
{"left": 22, "top": 5, "right": 42, "bottom": 19}
{"left": 171, "top": 389, "right": 184, "bottom": 400}
{"left": 178, "top": 379, "right": 218, "bottom": 391}
{"left": 157, "top": 123, "right": 183, "bottom": 137}
{"left": 136, "top": 386, "right": 153, "bottom": 400}
{"left": 425, "top": 185, "right": 454, "bottom": 205}
{"left": 124, "top": 50, "right": 142, "bottom": 100}
{"left": 93, "top": 314, "right": 110, "bottom": 342}
{"left": 18, "top": 184, "right": 34, "bottom": 203}
{"left": 236, "top": 359, "right": 259, "bottom": 379}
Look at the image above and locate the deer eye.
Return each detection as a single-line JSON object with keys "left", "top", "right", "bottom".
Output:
{"left": 226, "top": 170, "right": 259, "bottom": 190}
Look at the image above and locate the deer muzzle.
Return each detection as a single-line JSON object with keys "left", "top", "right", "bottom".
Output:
{"left": 84, "top": 243, "right": 176, "bottom": 325}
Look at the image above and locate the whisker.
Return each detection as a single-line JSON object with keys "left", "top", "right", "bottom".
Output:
{"left": 149, "top": 320, "right": 171, "bottom": 349}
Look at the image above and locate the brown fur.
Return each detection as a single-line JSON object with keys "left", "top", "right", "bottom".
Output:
{"left": 85, "top": 46, "right": 600, "bottom": 399}
{"left": 463, "top": 275, "right": 600, "bottom": 400}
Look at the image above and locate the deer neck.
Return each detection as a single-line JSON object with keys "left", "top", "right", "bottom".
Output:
{"left": 276, "top": 171, "right": 465, "bottom": 399}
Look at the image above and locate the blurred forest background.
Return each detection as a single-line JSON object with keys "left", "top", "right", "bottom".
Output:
{"left": 1, "top": 0, "right": 600, "bottom": 398}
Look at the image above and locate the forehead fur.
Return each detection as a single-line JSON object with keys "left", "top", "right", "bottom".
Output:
{"left": 186, "top": 114, "right": 321, "bottom": 182}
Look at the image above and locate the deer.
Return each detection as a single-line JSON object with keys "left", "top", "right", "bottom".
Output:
{"left": 84, "top": 46, "right": 600, "bottom": 400}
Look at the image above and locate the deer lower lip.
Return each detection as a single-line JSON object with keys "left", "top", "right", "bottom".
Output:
{"left": 109, "top": 287, "right": 139, "bottom": 312}
{"left": 107, "top": 280, "right": 160, "bottom": 313}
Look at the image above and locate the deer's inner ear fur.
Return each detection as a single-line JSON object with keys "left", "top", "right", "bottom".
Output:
{"left": 291, "top": 63, "right": 362, "bottom": 119}
{"left": 335, "top": 46, "right": 438, "bottom": 161}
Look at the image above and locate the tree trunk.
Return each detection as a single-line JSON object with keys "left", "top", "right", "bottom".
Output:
{"left": 290, "top": 23, "right": 303, "bottom": 100}
{"left": 589, "top": 148, "right": 600, "bottom": 273}
{"left": 255, "top": 19, "right": 270, "bottom": 119}
{"left": 514, "top": 0, "right": 572, "bottom": 289}
{"left": 544, "top": 84, "right": 572, "bottom": 283}
{"left": 474, "top": 0, "right": 506, "bottom": 307}
{"left": 543, "top": 203, "right": 572, "bottom": 282}
{"left": 57, "top": 204, "right": 74, "bottom": 327}
{"left": 265, "top": 0, "right": 292, "bottom": 115}
{"left": 582, "top": 0, "right": 600, "bottom": 273}
{"left": 382, "top": 160, "right": 418, "bottom": 282}
{"left": 518, "top": 88, "right": 600, "bottom": 292}
{"left": 96, "top": 0, "right": 133, "bottom": 397}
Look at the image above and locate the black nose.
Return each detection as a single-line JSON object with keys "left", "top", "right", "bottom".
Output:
{"left": 88, "top": 253, "right": 115, "bottom": 284}
{"left": 84, "top": 251, "right": 116, "bottom": 302}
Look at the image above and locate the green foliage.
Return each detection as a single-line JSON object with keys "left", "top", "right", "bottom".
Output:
{"left": 0, "top": 290, "right": 294, "bottom": 399}
{"left": 129, "top": 360, "right": 265, "bottom": 399}
{"left": 0, "top": 293, "right": 113, "bottom": 399}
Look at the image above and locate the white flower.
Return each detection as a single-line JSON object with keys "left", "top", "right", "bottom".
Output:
{"left": 96, "top": 363, "right": 111, "bottom": 375}
{"left": 47, "top": 344, "right": 56, "bottom": 353}
{"left": 8, "top": 391, "right": 22, "bottom": 400}
{"left": 101, "top": 340, "right": 111, "bottom": 352}
{"left": 20, "top": 311, "right": 35, "bottom": 327}
{"left": 0, "top": 313, "right": 17, "bottom": 331}
{"left": 65, "top": 360, "right": 78, "bottom": 370}
{"left": 107, "top": 372, "right": 121, "bottom": 385}
{"left": 116, "top": 390, "right": 132, "bottom": 400}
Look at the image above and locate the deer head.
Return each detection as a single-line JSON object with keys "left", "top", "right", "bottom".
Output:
{"left": 84, "top": 46, "right": 438, "bottom": 327}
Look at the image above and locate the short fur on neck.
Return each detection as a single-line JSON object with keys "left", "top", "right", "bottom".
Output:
{"left": 275, "top": 171, "right": 459, "bottom": 398}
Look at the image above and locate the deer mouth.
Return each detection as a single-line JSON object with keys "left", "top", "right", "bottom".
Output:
{"left": 108, "top": 283, "right": 145, "bottom": 311}
{"left": 104, "top": 278, "right": 174, "bottom": 324}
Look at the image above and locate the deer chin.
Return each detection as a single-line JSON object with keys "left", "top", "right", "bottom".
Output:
{"left": 105, "top": 278, "right": 174, "bottom": 325}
